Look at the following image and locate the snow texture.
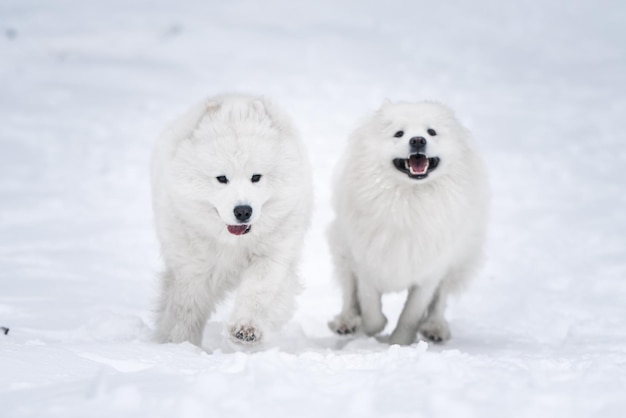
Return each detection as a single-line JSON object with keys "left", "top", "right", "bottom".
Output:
{"left": 1, "top": 0, "right": 625, "bottom": 417}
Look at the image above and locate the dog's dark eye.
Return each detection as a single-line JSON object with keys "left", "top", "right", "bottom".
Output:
{"left": 251, "top": 174, "right": 262, "bottom": 183}
{"left": 427, "top": 128, "right": 437, "bottom": 136}
{"left": 216, "top": 176, "right": 229, "bottom": 184}
{"left": 394, "top": 131, "right": 404, "bottom": 138}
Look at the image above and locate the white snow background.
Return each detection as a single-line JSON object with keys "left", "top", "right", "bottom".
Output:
{"left": 1, "top": 0, "right": 625, "bottom": 417}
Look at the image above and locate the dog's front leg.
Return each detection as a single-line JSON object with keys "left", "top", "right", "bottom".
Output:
{"left": 327, "top": 238, "right": 362, "bottom": 335}
{"left": 389, "top": 282, "right": 438, "bottom": 345}
{"left": 228, "top": 251, "right": 299, "bottom": 345}
{"left": 357, "top": 279, "right": 387, "bottom": 336}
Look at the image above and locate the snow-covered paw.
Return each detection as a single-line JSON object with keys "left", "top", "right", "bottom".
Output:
{"left": 230, "top": 322, "right": 262, "bottom": 345}
{"left": 419, "top": 319, "right": 451, "bottom": 343}
{"left": 328, "top": 314, "right": 362, "bottom": 335}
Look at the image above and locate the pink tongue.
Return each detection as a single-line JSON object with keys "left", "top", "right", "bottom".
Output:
{"left": 408, "top": 154, "right": 428, "bottom": 175}
{"left": 227, "top": 225, "right": 249, "bottom": 235}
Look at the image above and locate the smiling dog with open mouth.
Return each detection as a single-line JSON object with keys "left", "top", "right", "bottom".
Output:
{"left": 151, "top": 94, "right": 312, "bottom": 347}
{"left": 328, "top": 101, "right": 489, "bottom": 345}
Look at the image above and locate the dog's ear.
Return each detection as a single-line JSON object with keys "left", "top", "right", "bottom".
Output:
{"left": 250, "top": 98, "right": 268, "bottom": 117}
{"left": 375, "top": 99, "right": 393, "bottom": 118}
{"left": 205, "top": 100, "right": 220, "bottom": 113}
{"left": 183, "top": 99, "right": 220, "bottom": 139}
{"left": 376, "top": 98, "right": 393, "bottom": 115}
{"left": 253, "top": 97, "right": 294, "bottom": 135}
{"left": 175, "top": 98, "right": 218, "bottom": 143}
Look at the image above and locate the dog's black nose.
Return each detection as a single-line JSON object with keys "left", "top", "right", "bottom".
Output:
{"left": 233, "top": 205, "right": 253, "bottom": 222}
{"left": 409, "top": 137, "right": 427, "bottom": 147}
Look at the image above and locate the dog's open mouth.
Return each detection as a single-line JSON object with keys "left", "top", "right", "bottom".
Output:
{"left": 393, "top": 154, "right": 440, "bottom": 179}
{"left": 227, "top": 225, "right": 251, "bottom": 236}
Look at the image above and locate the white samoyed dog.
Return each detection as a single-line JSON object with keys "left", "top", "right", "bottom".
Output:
{"left": 328, "top": 101, "right": 489, "bottom": 345}
{"left": 151, "top": 94, "right": 312, "bottom": 347}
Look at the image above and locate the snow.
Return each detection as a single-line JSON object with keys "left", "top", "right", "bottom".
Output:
{"left": 1, "top": 0, "right": 625, "bottom": 417}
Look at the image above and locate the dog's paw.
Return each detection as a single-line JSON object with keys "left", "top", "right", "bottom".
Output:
{"left": 229, "top": 322, "right": 262, "bottom": 345}
{"left": 328, "top": 314, "right": 362, "bottom": 336}
{"left": 419, "top": 319, "right": 451, "bottom": 343}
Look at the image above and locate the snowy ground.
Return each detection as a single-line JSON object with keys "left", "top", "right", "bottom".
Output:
{"left": 1, "top": 0, "right": 625, "bottom": 417}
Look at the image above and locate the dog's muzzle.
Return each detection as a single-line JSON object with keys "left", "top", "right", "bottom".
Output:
{"left": 392, "top": 154, "right": 440, "bottom": 179}
{"left": 392, "top": 136, "right": 440, "bottom": 179}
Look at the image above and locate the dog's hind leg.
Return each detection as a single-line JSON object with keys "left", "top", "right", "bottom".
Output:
{"left": 389, "top": 281, "right": 438, "bottom": 345}
{"left": 418, "top": 287, "right": 451, "bottom": 343}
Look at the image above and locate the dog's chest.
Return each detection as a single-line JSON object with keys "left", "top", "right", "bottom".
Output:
{"left": 345, "top": 184, "right": 469, "bottom": 291}
{"left": 178, "top": 239, "right": 253, "bottom": 292}
{"left": 211, "top": 245, "right": 254, "bottom": 281}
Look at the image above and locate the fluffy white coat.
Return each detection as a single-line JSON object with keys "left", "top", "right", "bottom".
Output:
{"left": 151, "top": 94, "right": 312, "bottom": 347}
{"left": 328, "top": 101, "right": 489, "bottom": 345}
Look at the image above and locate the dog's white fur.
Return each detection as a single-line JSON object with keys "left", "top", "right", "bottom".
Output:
{"left": 151, "top": 94, "right": 312, "bottom": 347}
{"left": 328, "top": 101, "right": 489, "bottom": 345}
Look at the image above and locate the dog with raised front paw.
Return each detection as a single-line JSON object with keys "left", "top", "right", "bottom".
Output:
{"left": 151, "top": 94, "right": 312, "bottom": 347}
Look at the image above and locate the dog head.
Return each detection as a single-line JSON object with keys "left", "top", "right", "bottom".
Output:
{"left": 168, "top": 95, "right": 302, "bottom": 238}
{"left": 358, "top": 101, "right": 469, "bottom": 183}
